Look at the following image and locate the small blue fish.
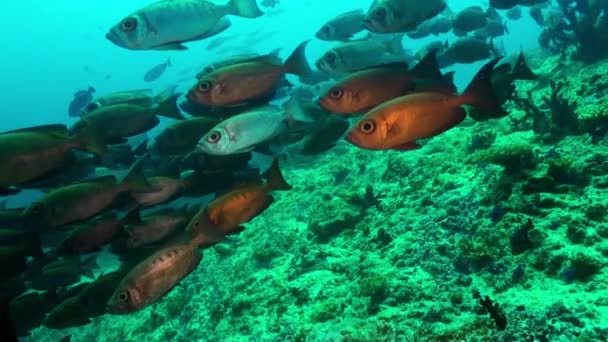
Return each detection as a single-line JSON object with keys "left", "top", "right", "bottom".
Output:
{"left": 68, "top": 86, "right": 95, "bottom": 117}
{"left": 144, "top": 57, "right": 171, "bottom": 83}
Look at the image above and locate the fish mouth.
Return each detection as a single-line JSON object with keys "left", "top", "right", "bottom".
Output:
{"left": 105, "top": 31, "right": 122, "bottom": 46}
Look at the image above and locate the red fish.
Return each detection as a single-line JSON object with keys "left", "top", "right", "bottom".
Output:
{"left": 346, "top": 58, "right": 504, "bottom": 151}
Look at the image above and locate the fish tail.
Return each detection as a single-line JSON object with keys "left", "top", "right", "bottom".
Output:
{"left": 74, "top": 124, "right": 108, "bottom": 157}
{"left": 265, "top": 158, "right": 292, "bottom": 191}
{"left": 227, "top": 0, "right": 263, "bottom": 18}
{"left": 154, "top": 94, "right": 185, "bottom": 120}
{"left": 462, "top": 57, "right": 505, "bottom": 121}
{"left": 121, "top": 160, "right": 152, "bottom": 193}
{"left": 513, "top": 51, "right": 537, "bottom": 80}
{"left": 284, "top": 40, "right": 312, "bottom": 77}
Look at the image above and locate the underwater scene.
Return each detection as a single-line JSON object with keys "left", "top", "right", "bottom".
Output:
{"left": 1, "top": 0, "right": 607, "bottom": 341}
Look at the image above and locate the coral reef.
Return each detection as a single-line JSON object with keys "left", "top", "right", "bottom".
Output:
{"left": 24, "top": 51, "right": 608, "bottom": 342}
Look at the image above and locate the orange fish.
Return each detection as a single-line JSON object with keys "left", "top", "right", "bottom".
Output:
{"left": 319, "top": 49, "right": 454, "bottom": 115}
{"left": 346, "top": 58, "right": 503, "bottom": 151}
{"left": 187, "top": 158, "right": 291, "bottom": 247}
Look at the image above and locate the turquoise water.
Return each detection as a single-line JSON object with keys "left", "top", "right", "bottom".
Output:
{"left": 2, "top": 0, "right": 608, "bottom": 341}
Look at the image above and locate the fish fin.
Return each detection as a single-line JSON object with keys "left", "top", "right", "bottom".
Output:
{"left": 0, "top": 188, "right": 20, "bottom": 196}
{"left": 121, "top": 160, "right": 152, "bottom": 192}
{"left": 410, "top": 48, "right": 445, "bottom": 83}
{"left": 228, "top": 0, "right": 264, "bottom": 18}
{"left": 442, "top": 71, "right": 456, "bottom": 85}
{"left": 166, "top": 56, "right": 171, "bottom": 67}
{"left": 284, "top": 40, "right": 312, "bottom": 77}
{"left": 151, "top": 43, "right": 188, "bottom": 50}
{"left": 265, "top": 158, "right": 292, "bottom": 191}
{"left": 513, "top": 51, "right": 537, "bottom": 80}
{"left": 154, "top": 94, "right": 184, "bottom": 120}
{"left": 133, "top": 139, "right": 149, "bottom": 156}
{"left": 122, "top": 208, "right": 144, "bottom": 226}
{"left": 462, "top": 58, "right": 505, "bottom": 120}
{"left": 73, "top": 124, "right": 108, "bottom": 157}
{"left": 226, "top": 226, "right": 246, "bottom": 236}
{"left": 1, "top": 124, "right": 68, "bottom": 136}
{"left": 392, "top": 142, "right": 421, "bottom": 151}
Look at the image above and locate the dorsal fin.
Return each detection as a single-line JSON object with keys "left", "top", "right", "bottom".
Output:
{"left": 1, "top": 124, "right": 68, "bottom": 136}
{"left": 410, "top": 48, "right": 444, "bottom": 82}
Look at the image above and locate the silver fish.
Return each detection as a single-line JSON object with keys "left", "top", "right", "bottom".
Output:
{"left": 315, "top": 35, "right": 407, "bottom": 74}
{"left": 364, "top": 0, "right": 447, "bottom": 33}
{"left": 196, "top": 98, "right": 317, "bottom": 155}
{"left": 316, "top": 10, "right": 365, "bottom": 41}
{"left": 106, "top": 0, "right": 263, "bottom": 50}
{"left": 144, "top": 57, "right": 171, "bottom": 82}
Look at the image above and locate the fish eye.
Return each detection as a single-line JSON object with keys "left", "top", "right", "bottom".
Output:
{"left": 203, "top": 67, "right": 214, "bottom": 74}
{"left": 120, "top": 17, "right": 138, "bottom": 32}
{"left": 326, "top": 52, "right": 337, "bottom": 63}
{"left": 373, "top": 8, "right": 387, "bottom": 20}
{"left": 118, "top": 291, "right": 129, "bottom": 302}
{"left": 198, "top": 81, "right": 212, "bottom": 93}
{"left": 329, "top": 88, "right": 344, "bottom": 99}
{"left": 359, "top": 120, "right": 376, "bottom": 134}
{"left": 85, "top": 102, "right": 100, "bottom": 111}
{"left": 206, "top": 131, "right": 221, "bottom": 144}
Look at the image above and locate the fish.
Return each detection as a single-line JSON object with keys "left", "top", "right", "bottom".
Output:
{"left": 188, "top": 42, "right": 311, "bottom": 107}
{"left": 490, "top": 0, "right": 546, "bottom": 10}
{"left": 406, "top": 14, "right": 452, "bottom": 39}
{"left": 151, "top": 117, "right": 219, "bottom": 156}
{"left": 9, "top": 290, "right": 59, "bottom": 336}
{"left": 196, "top": 98, "right": 318, "bottom": 155}
{"left": 345, "top": 58, "right": 504, "bottom": 151}
{"left": 506, "top": 6, "right": 522, "bottom": 20}
{"left": 468, "top": 52, "right": 536, "bottom": 121}
{"left": 473, "top": 19, "right": 509, "bottom": 39}
{"left": 0, "top": 231, "right": 42, "bottom": 259}
{"left": 106, "top": 0, "right": 263, "bottom": 50}
{"left": 44, "top": 269, "right": 128, "bottom": 329}
{"left": 144, "top": 57, "right": 171, "bottom": 82}
{"left": 73, "top": 94, "right": 184, "bottom": 143}
{"left": 195, "top": 53, "right": 270, "bottom": 79}
{"left": 316, "top": 10, "right": 365, "bottom": 41}
{"left": 299, "top": 116, "right": 350, "bottom": 155}
{"left": 55, "top": 213, "right": 126, "bottom": 256}
{"left": 68, "top": 86, "right": 95, "bottom": 117}
{"left": 21, "top": 160, "right": 151, "bottom": 230}
{"left": 315, "top": 35, "right": 406, "bottom": 74}
{"left": 442, "top": 37, "right": 497, "bottom": 64}
{"left": 319, "top": 49, "right": 453, "bottom": 115}
{"left": 19, "top": 154, "right": 99, "bottom": 191}
{"left": 81, "top": 89, "right": 159, "bottom": 115}
{"left": 0, "top": 125, "right": 106, "bottom": 194}
{"left": 452, "top": 6, "right": 489, "bottom": 33}
{"left": 187, "top": 158, "right": 291, "bottom": 247}
{"left": 106, "top": 238, "right": 202, "bottom": 314}
{"left": 363, "top": 0, "right": 447, "bottom": 33}
{"left": 130, "top": 176, "right": 190, "bottom": 207}
{"left": 25, "top": 256, "right": 98, "bottom": 291}
{"left": 124, "top": 209, "right": 189, "bottom": 248}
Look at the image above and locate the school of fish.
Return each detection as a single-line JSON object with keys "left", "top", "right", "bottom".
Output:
{"left": 4, "top": 0, "right": 553, "bottom": 339}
